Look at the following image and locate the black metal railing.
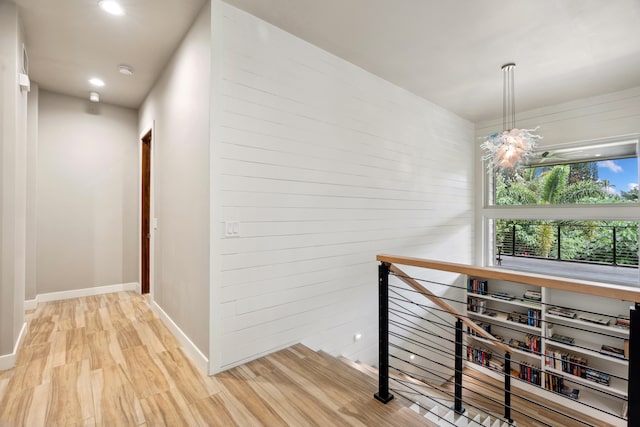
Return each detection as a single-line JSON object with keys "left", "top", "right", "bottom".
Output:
{"left": 496, "top": 221, "right": 639, "bottom": 267}
{"left": 375, "top": 257, "right": 639, "bottom": 427}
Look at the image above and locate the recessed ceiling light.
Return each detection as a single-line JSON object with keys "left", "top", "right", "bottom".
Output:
{"left": 89, "top": 77, "right": 105, "bottom": 87}
{"left": 98, "top": 0, "right": 125, "bottom": 16}
{"left": 89, "top": 92, "right": 100, "bottom": 103}
{"left": 595, "top": 154, "right": 602, "bottom": 157}
{"left": 118, "top": 65, "right": 134, "bottom": 76}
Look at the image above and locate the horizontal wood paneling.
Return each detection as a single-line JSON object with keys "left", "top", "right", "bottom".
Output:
{"left": 211, "top": 2, "right": 474, "bottom": 370}
{"left": 475, "top": 86, "right": 640, "bottom": 145}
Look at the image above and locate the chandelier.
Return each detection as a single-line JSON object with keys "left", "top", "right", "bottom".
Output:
{"left": 481, "top": 63, "right": 542, "bottom": 171}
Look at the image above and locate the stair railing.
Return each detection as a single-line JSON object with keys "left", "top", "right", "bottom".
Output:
{"left": 375, "top": 254, "right": 640, "bottom": 427}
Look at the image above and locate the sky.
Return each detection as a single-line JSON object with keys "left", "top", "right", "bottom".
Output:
{"left": 597, "top": 158, "right": 638, "bottom": 195}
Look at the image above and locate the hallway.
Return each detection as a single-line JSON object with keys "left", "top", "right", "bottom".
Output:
{"left": 0, "top": 292, "right": 424, "bottom": 426}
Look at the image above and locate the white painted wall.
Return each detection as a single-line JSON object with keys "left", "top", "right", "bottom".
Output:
{"left": 210, "top": 1, "right": 474, "bottom": 372}
{"left": 25, "top": 83, "right": 38, "bottom": 301}
{"left": 0, "top": 0, "right": 27, "bottom": 357}
{"left": 139, "top": 2, "right": 211, "bottom": 358}
{"left": 36, "top": 90, "right": 139, "bottom": 294}
{"left": 474, "top": 86, "right": 640, "bottom": 266}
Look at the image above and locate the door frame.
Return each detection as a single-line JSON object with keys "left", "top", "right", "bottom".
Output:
{"left": 140, "top": 127, "right": 154, "bottom": 295}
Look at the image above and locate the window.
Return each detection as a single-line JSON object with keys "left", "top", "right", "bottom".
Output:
{"left": 492, "top": 139, "right": 639, "bottom": 207}
{"left": 484, "top": 136, "right": 640, "bottom": 285}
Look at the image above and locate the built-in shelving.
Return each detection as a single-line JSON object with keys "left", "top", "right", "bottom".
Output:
{"left": 465, "top": 276, "right": 630, "bottom": 424}
{"left": 545, "top": 367, "right": 627, "bottom": 397}
{"left": 467, "top": 292, "right": 542, "bottom": 309}
{"left": 467, "top": 311, "right": 542, "bottom": 333}
{"left": 545, "top": 313, "right": 629, "bottom": 337}
{"left": 545, "top": 338, "right": 628, "bottom": 366}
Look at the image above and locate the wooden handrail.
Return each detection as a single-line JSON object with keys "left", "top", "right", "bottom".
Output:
{"left": 390, "top": 264, "right": 512, "bottom": 354}
{"left": 378, "top": 254, "right": 640, "bottom": 303}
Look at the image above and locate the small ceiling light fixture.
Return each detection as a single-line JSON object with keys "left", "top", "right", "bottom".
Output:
{"left": 118, "top": 64, "right": 134, "bottom": 76}
{"left": 481, "top": 63, "right": 542, "bottom": 171}
{"left": 98, "top": 0, "right": 125, "bottom": 16}
{"left": 89, "top": 77, "right": 105, "bottom": 87}
{"left": 89, "top": 92, "right": 100, "bottom": 103}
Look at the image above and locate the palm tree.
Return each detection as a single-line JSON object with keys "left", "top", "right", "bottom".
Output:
{"left": 600, "top": 179, "right": 616, "bottom": 195}
{"left": 540, "top": 165, "right": 570, "bottom": 204}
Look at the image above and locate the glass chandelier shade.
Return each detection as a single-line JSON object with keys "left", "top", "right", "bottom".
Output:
{"left": 481, "top": 63, "right": 542, "bottom": 171}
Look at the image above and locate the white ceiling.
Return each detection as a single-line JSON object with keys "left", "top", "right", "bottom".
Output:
{"left": 16, "top": 0, "right": 207, "bottom": 109}
{"left": 15, "top": 0, "right": 640, "bottom": 121}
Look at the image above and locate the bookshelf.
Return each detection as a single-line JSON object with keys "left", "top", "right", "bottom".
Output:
{"left": 465, "top": 277, "right": 629, "bottom": 425}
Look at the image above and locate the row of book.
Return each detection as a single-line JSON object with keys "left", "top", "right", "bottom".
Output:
{"left": 467, "top": 346, "right": 504, "bottom": 371}
{"left": 467, "top": 321, "right": 491, "bottom": 336}
{"left": 467, "top": 279, "right": 488, "bottom": 295}
{"left": 507, "top": 309, "right": 541, "bottom": 328}
{"left": 527, "top": 309, "right": 541, "bottom": 327}
{"left": 519, "top": 362, "right": 541, "bottom": 386}
{"left": 546, "top": 374, "right": 580, "bottom": 400}
{"left": 585, "top": 368, "right": 610, "bottom": 386}
{"left": 523, "top": 290, "right": 541, "bottom": 301}
{"left": 548, "top": 307, "right": 631, "bottom": 330}
{"left": 468, "top": 298, "right": 487, "bottom": 314}
{"left": 508, "top": 334, "right": 541, "bottom": 354}
{"left": 467, "top": 346, "right": 491, "bottom": 367}
{"left": 544, "top": 349, "right": 587, "bottom": 378}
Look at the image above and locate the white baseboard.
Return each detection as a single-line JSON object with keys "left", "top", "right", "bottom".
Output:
{"left": 151, "top": 301, "right": 208, "bottom": 374}
{"left": 0, "top": 322, "right": 27, "bottom": 371}
{"left": 24, "top": 282, "right": 140, "bottom": 310}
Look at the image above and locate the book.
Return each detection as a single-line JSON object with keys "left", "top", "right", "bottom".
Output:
{"left": 585, "top": 368, "right": 610, "bottom": 386}
{"left": 614, "top": 317, "right": 630, "bottom": 330}
{"left": 468, "top": 298, "right": 486, "bottom": 314}
{"left": 550, "top": 334, "right": 575, "bottom": 345}
{"left": 577, "top": 313, "right": 610, "bottom": 326}
{"left": 560, "top": 386, "right": 580, "bottom": 400}
{"left": 625, "top": 340, "right": 629, "bottom": 359}
{"left": 467, "top": 279, "right": 488, "bottom": 295}
{"left": 493, "top": 292, "right": 514, "bottom": 301}
{"left": 548, "top": 307, "right": 576, "bottom": 318}
{"left": 523, "top": 290, "right": 541, "bottom": 301}
{"left": 508, "top": 311, "right": 529, "bottom": 324}
{"left": 600, "top": 345, "right": 625, "bottom": 359}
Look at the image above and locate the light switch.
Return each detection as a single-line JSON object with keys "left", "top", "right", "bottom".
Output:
{"left": 225, "top": 221, "right": 240, "bottom": 237}
{"left": 153, "top": 218, "right": 158, "bottom": 229}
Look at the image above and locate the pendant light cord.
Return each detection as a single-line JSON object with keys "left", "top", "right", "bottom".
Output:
{"left": 502, "top": 63, "right": 516, "bottom": 131}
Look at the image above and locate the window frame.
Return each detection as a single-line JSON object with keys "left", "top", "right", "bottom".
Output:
{"left": 480, "top": 135, "right": 640, "bottom": 282}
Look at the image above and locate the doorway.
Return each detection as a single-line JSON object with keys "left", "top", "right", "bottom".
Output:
{"left": 141, "top": 130, "right": 151, "bottom": 294}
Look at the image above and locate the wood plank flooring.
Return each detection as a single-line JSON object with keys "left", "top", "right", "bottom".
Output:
{"left": 0, "top": 292, "right": 426, "bottom": 426}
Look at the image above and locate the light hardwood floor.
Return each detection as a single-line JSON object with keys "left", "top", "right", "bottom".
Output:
{"left": 0, "top": 292, "right": 427, "bottom": 427}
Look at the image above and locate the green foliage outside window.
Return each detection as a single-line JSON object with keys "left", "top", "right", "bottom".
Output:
{"left": 495, "top": 162, "right": 639, "bottom": 266}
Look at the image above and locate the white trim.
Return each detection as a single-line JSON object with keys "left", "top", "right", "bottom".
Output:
{"left": 151, "top": 300, "right": 208, "bottom": 374}
{"left": 0, "top": 322, "right": 27, "bottom": 371}
{"left": 24, "top": 299, "right": 37, "bottom": 310}
{"left": 209, "top": 0, "right": 223, "bottom": 376}
{"left": 34, "top": 282, "right": 139, "bottom": 304}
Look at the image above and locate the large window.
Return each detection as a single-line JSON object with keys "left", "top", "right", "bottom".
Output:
{"left": 493, "top": 139, "right": 638, "bottom": 207}
{"left": 484, "top": 137, "right": 640, "bottom": 285}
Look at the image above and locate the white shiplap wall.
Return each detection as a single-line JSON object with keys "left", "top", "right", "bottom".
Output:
{"left": 210, "top": 1, "right": 474, "bottom": 372}
{"left": 475, "top": 86, "right": 640, "bottom": 145}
